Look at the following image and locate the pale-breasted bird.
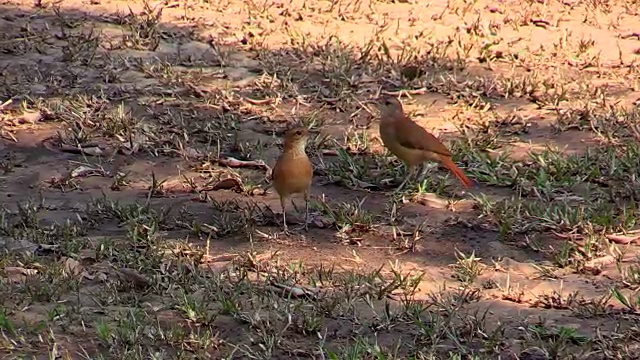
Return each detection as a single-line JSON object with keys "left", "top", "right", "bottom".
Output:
{"left": 272, "top": 126, "right": 314, "bottom": 232}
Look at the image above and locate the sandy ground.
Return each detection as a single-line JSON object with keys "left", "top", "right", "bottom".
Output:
{"left": 1, "top": 0, "right": 640, "bottom": 358}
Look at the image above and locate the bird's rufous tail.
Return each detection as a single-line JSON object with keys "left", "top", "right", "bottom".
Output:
{"left": 439, "top": 156, "right": 474, "bottom": 188}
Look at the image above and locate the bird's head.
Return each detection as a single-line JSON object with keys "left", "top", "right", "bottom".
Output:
{"left": 372, "top": 95, "right": 404, "bottom": 118}
{"left": 283, "top": 126, "right": 310, "bottom": 150}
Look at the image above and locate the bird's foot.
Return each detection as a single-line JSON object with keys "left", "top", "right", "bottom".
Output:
{"left": 279, "top": 226, "right": 293, "bottom": 236}
{"left": 293, "top": 220, "right": 310, "bottom": 232}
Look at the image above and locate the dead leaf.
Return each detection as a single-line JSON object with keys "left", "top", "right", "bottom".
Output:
{"left": 412, "top": 193, "right": 449, "bottom": 209}
{"left": 204, "top": 253, "right": 239, "bottom": 263}
{"left": 12, "top": 111, "right": 43, "bottom": 125}
{"left": 62, "top": 257, "right": 83, "bottom": 276}
{"left": 4, "top": 266, "right": 38, "bottom": 282}
{"left": 201, "top": 177, "right": 243, "bottom": 192}
{"left": 606, "top": 234, "right": 640, "bottom": 245}
{"left": 70, "top": 165, "right": 109, "bottom": 178}
{"left": 584, "top": 255, "right": 615, "bottom": 269}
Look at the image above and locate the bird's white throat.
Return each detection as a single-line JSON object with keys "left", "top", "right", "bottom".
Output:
{"left": 287, "top": 140, "right": 308, "bottom": 158}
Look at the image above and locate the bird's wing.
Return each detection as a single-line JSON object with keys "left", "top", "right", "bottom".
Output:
{"left": 393, "top": 115, "right": 452, "bottom": 157}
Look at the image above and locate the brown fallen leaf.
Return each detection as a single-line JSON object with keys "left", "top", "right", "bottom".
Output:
{"left": 62, "top": 257, "right": 83, "bottom": 277}
{"left": 10, "top": 111, "right": 44, "bottom": 125}
{"left": 584, "top": 255, "right": 615, "bottom": 268}
{"left": 200, "top": 177, "right": 243, "bottom": 192}
{"left": 412, "top": 193, "right": 450, "bottom": 209}
{"left": 606, "top": 234, "right": 640, "bottom": 245}
{"left": 5, "top": 266, "right": 38, "bottom": 282}
{"left": 70, "top": 165, "right": 110, "bottom": 178}
{"left": 204, "top": 253, "right": 239, "bottom": 263}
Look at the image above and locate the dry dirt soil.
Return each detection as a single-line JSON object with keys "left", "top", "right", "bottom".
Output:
{"left": 1, "top": 0, "right": 640, "bottom": 358}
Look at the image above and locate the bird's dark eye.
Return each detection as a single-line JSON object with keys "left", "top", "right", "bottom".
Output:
{"left": 296, "top": 130, "right": 302, "bottom": 135}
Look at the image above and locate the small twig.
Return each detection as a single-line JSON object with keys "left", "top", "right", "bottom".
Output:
{"left": 0, "top": 98, "right": 13, "bottom": 111}
{"left": 620, "top": 32, "right": 640, "bottom": 40}
{"left": 244, "top": 97, "right": 274, "bottom": 106}
{"left": 530, "top": 19, "right": 551, "bottom": 28}
{"left": 217, "top": 157, "right": 271, "bottom": 172}
{"left": 320, "top": 148, "right": 363, "bottom": 156}
{"left": 380, "top": 88, "right": 427, "bottom": 96}
{"left": 59, "top": 144, "right": 106, "bottom": 156}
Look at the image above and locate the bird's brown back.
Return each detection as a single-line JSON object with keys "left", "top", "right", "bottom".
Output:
{"left": 392, "top": 113, "right": 452, "bottom": 157}
{"left": 377, "top": 97, "right": 452, "bottom": 158}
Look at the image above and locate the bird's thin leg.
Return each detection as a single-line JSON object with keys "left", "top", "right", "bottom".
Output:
{"left": 396, "top": 167, "right": 415, "bottom": 191}
{"left": 416, "top": 163, "right": 427, "bottom": 184}
{"left": 303, "top": 190, "right": 310, "bottom": 231}
{"left": 280, "top": 195, "right": 289, "bottom": 233}
{"left": 293, "top": 191, "right": 311, "bottom": 232}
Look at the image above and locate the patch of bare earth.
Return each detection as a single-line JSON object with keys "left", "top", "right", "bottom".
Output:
{"left": 1, "top": 0, "right": 640, "bottom": 358}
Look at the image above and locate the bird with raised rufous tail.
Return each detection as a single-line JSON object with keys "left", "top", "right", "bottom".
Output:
{"left": 271, "top": 126, "right": 313, "bottom": 232}
{"left": 374, "top": 95, "right": 474, "bottom": 191}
